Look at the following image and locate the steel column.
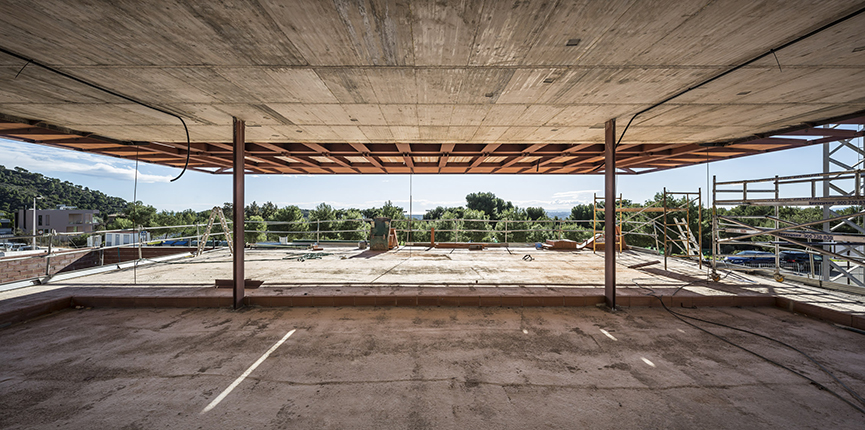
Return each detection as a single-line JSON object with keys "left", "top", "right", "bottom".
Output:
{"left": 604, "top": 119, "right": 616, "bottom": 309}
{"left": 233, "top": 117, "right": 245, "bottom": 309}
{"left": 822, "top": 143, "right": 831, "bottom": 281}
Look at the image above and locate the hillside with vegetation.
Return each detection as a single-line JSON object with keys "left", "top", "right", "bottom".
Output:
{"left": 0, "top": 166, "right": 128, "bottom": 219}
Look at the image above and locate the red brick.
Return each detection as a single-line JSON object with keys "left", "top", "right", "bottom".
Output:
{"left": 438, "top": 296, "right": 459, "bottom": 307}
{"left": 332, "top": 296, "right": 355, "bottom": 307}
{"left": 311, "top": 296, "right": 334, "bottom": 306}
{"left": 586, "top": 296, "right": 605, "bottom": 306}
{"left": 851, "top": 315, "right": 865, "bottom": 330}
{"left": 292, "top": 296, "right": 314, "bottom": 307}
{"left": 500, "top": 297, "right": 522, "bottom": 307}
{"left": 417, "top": 296, "right": 440, "bottom": 307}
{"left": 629, "top": 296, "right": 654, "bottom": 307}
{"left": 354, "top": 296, "right": 377, "bottom": 306}
{"left": 395, "top": 296, "right": 417, "bottom": 306}
{"left": 479, "top": 296, "right": 502, "bottom": 307}
{"left": 457, "top": 296, "right": 479, "bottom": 307}
{"left": 540, "top": 296, "right": 563, "bottom": 307}
{"left": 563, "top": 296, "right": 587, "bottom": 307}
{"left": 375, "top": 296, "right": 397, "bottom": 306}
{"left": 522, "top": 297, "right": 543, "bottom": 307}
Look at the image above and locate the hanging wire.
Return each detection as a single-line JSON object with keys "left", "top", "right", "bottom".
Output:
{"left": 614, "top": 5, "right": 865, "bottom": 148}
{"left": 0, "top": 47, "right": 193, "bottom": 181}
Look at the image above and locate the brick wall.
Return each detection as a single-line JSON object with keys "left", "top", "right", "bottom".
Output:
{"left": 0, "top": 251, "right": 98, "bottom": 284}
{"left": 0, "top": 247, "right": 197, "bottom": 284}
{"left": 102, "top": 247, "right": 196, "bottom": 265}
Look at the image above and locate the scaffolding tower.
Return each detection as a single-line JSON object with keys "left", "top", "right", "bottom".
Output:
{"left": 592, "top": 190, "right": 701, "bottom": 269}
{"left": 711, "top": 170, "right": 865, "bottom": 286}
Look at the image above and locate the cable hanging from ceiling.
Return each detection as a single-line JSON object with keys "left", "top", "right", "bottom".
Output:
{"left": 614, "top": 5, "right": 865, "bottom": 148}
{"left": 0, "top": 46, "right": 192, "bottom": 181}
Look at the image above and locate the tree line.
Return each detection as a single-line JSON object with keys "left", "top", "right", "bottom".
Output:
{"left": 6, "top": 165, "right": 855, "bottom": 251}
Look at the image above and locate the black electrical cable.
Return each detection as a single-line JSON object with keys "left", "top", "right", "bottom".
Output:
{"left": 637, "top": 282, "right": 865, "bottom": 415}
{"left": 0, "top": 47, "right": 192, "bottom": 181}
{"left": 13, "top": 59, "right": 31, "bottom": 79}
{"left": 614, "top": 5, "right": 865, "bottom": 148}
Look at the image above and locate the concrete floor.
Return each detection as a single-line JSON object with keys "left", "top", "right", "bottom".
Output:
{"left": 1, "top": 306, "right": 864, "bottom": 429}
{"left": 3, "top": 247, "right": 864, "bottom": 319}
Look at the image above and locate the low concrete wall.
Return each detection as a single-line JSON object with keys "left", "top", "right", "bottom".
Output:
{"left": 0, "top": 247, "right": 197, "bottom": 284}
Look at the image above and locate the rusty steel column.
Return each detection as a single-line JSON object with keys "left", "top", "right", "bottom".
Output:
{"left": 233, "top": 117, "right": 245, "bottom": 309}
{"left": 604, "top": 119, "right": 616, "bottom": 309}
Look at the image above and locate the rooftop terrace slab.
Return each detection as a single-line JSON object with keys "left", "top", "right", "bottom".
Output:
{"left": 1, "top": 306, "right": 863, "bottom": 429}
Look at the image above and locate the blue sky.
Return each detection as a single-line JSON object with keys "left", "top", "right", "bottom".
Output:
{"left": 0, "top": 138, "right": 832, "bottom": 214}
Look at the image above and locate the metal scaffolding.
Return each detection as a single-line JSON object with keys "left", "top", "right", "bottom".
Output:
{"left": 711, "top": 170, "right": 865, "bottom": 286}
{"left": 662, "top": 189, "right": 702, "bottom": 270}
{"left": 591, "top": 190, "right": 701, "bottom": 269}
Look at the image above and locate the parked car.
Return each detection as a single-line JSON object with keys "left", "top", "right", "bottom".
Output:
{"left": 779, "top": 250, "right": 823, "bottom": 265}
{"left": 779, "top": 250, "right": 823, "bottom": 274}
{"left": 724, "top": 250, "right": 775, "bottom": 266}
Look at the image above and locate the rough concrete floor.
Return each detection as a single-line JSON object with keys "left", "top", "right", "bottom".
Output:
{"left": 1, "top": 306, "right": 863, "bottom": 429}
{"left": 4, "top": 247, "right": 863, "bottom": 318}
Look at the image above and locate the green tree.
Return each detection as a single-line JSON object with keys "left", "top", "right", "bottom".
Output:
{"left": 380, "top": 200, "right": 405, "bottom": 220}
{"left": 125, "top": 201, "right": 157, "bottom": 227}
{"left": 569, "top": 204, "right": 594, "bottom": 227}
{"left": 526, "top": 207, "right": 547, "bottom": 220}
{"left": 465, "top": 192, "right": 513, "bottom": 220}
{"left": 309, "top": 203, "right": 337, "bottom": 239}
{"left": 423, "top": 206, "right": 447, "bottom": 220}
{"left": 461, "top": 208, "right": 492, "bottom": 242}
{"left": 337, "top": 208, "right": 367, "bottom": 240}
{"left": 271, "top": 205, "right": 307, "bottom": 241}
{"left": 260, "top": 201, "right": 278, "bottom": 220}
{"left": 244, "top": 215, "right": 267, "bottom": 244}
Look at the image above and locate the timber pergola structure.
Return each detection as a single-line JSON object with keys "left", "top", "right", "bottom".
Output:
{"left": 2, "top": 1, "right": 865, "bottom": 308}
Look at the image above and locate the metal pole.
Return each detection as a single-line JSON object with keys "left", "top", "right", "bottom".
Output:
{"left": 663, "top": 187, "right": 668, "bottom": 270}
{"left": 712, "top": 176, "right": 718, "bottom": 278}
{"left": 409, "top": 174, "right": 413, "bottom": 246}
{"left": 822, "top": 143, "right": 831, "bottom": 280}
{"left": 31, "top": 196, "right": 40, "bottom": 250}
{"left": 593, "top": 194, "right": 597, "bottom": 254}
{"left": 45, "top": 230, "right": 53, "bottom": 276}
{"left": 698, "top": 188, "right": 702, "bottom": 269}
{"left": 774, "top": 176, "right": 780, "bottom": 277}
{"left": 232, "top": 117, "right": 245, "bottom": 309}
{"left": 604, "top": 119, "right": 616, "bottom": 309}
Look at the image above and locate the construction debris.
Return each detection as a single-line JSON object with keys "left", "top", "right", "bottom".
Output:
{"left": 214, "top": 279, "right": 263, "bottom": 289}
{"left": 543, "top": 239, "right": 578, "bottom": 249}
{"left": 628, "top": 260, "right": 661, "bottom": 269}
{"left": 284, "top": 252, "right": 333, "bottom": 262}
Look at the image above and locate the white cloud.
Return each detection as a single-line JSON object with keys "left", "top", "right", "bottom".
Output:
{"left": 0, "top": 140, "right": 174, "bottom": 183}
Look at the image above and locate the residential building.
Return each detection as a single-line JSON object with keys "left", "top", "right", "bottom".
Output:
{"left": 17, "top": 205, "right": 99, "bottom": 235}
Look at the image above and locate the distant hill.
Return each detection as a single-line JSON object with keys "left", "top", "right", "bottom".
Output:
{"left": 0, "top": 166, "right": 128, "bottom": 220}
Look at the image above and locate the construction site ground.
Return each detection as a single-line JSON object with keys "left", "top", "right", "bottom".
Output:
{"left": 2, "top": 305, "right": 865, "bottom": 429}
{"left": 2, "top": 246, "right": 865, "bottom": 428}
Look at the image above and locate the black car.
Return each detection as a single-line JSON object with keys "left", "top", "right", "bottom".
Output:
{"left": 779, "top": 251, "right": 822, "bottom": 265}
{"left": 779, "top": 250, "right": 823, "bottom": 274}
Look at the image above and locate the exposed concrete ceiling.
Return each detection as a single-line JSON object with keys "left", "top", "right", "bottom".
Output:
{"left": 0, "top": 0, "right": 864, "bottom": 174}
